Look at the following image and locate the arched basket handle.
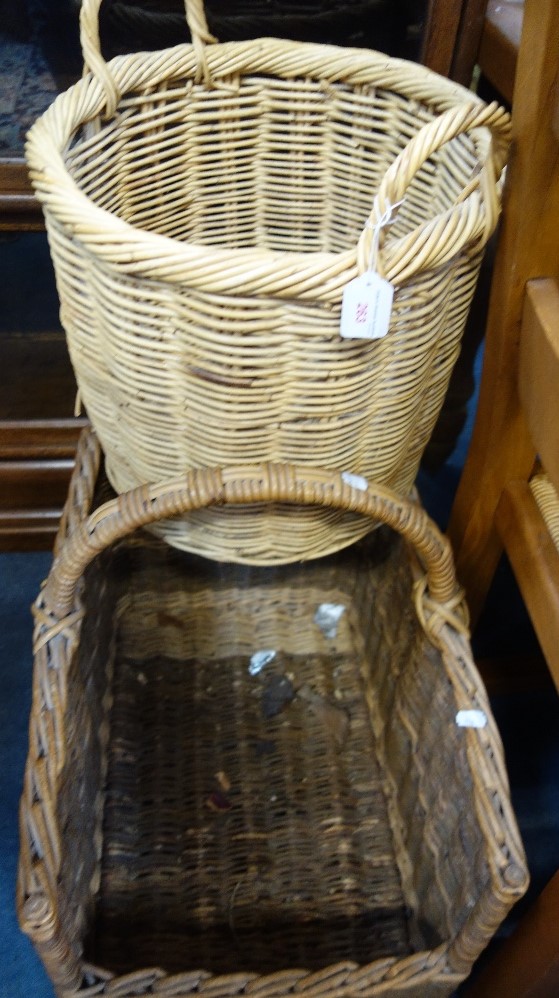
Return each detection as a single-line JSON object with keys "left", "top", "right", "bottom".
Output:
{"left": 39, "top": 431, "right": 467, "bottom": 644}
{"left": 358, "top": 101, "right": 511, "bottom": 283}
{"left": 79, "top": 0, "right": 216, "bottom": 115}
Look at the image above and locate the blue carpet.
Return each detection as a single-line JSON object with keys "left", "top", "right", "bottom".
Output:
{"left": 0, "top": 553, "right": 55, "bottom": 997}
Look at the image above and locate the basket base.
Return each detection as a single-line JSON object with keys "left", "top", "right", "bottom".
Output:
{"left": 146, "top": 502, "right": 378, "bottom": 566}
{"left": 85, "top": 534, "right": 421, "bottom": 976}
{"left": 93, "top": 656, "right": 412, "bottom": 975}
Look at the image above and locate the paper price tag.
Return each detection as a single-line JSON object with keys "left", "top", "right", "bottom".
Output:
{"left": 456, "top": 709, "right": 487, "bottom": 729}
{"left": 340, "top": 272, "right": 394, "bottom": 341}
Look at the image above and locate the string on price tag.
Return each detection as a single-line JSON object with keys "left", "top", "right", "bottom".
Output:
{"left": 340, "top": 201, "right": 402, "bottom": 341}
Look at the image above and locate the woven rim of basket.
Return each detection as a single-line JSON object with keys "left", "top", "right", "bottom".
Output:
{"left": 26, "top": 37, "right": 509, "bottom": 299}
{"left": 41, "top": 452, "right": 465, "bottom": 622}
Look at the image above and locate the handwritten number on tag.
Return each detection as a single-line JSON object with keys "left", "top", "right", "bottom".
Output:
{"left": 340, "top": 273, "right": 394, "bottom": 340}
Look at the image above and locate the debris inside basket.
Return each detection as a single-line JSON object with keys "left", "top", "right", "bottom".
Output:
{"left": 314, "top": 602, "right": 346, "bottom": 639}
{"left": 206, "top": 790, "right": 233, "bottom": 813}
{"left": 297, "top": 684, "right": 349, "bottom": 747}
{"left": 261, "top": 673, "right": 295, "bottom": 719}
{"left": 215, "top": 771, "right": 231, "bottom": 792}
{"left": 206, "top": 771, "right": 234, "bottom": 813}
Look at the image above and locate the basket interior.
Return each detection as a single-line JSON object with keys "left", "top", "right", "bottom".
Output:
{"left": 65, "top": 72, "right": 479, "bottom": 255}
{"left": 78, "top": 530, "right": 417, "bottom": 975}
{"left": 52, "top": 520, "right": 497, "bottom": 982}
{"left": 97, "top": 649, "right": 412, "bottom": 975}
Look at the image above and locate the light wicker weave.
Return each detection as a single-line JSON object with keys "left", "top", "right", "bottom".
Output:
{"left": 530, "top": 472, "right": 559, "bottom": 551}
{"left": 26, "top": 0, "right": 510, "bottom": 564}
{"left": 19, "top": 428, "right": 528, "bottom": 998}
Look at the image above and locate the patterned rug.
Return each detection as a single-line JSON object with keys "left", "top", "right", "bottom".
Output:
{"left": 0, "top": 34, "right": 75, "bottom": 156}
{"left": 0, "top": 0, "right": 425, "bottom": 158}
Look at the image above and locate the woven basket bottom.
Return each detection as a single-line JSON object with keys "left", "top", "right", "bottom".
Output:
{"left": 93, "top": 651, "right": 411, "bottom": 976}
{"left": 81, "top": 529, "right": 422, "bottom": 977}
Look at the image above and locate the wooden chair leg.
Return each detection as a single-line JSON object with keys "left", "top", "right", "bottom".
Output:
{"left": 420, "top": 0, "right": 468, "bottom": 76}
{"left": 495, "top": 480, "right": 559, "bottom": 686}
{"left": 420, "top": 0, "right": 489, "bottom": 83}
{"left": 447, "top": 0, "right": 559, "bottom": 624}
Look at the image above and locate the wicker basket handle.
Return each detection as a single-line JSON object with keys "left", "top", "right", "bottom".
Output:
{"left": 358, "top": 100, "right": 510, "bottom": 281}
{"left": 41, "top": 435, "right": 466, "bottom": 640}
{"left": 79, "top": 0, "right": 216, "bottom": 116}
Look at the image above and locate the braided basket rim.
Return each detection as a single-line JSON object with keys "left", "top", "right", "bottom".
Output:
{"left": 26, "top": 36, "right": 497, "bottom": 298}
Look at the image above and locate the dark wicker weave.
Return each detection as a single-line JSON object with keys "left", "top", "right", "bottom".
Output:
{"left": 75, "top": 0, "right": 401, "bottom": 52}
{"left": 18, "top": 429, "right": 528, "bottom": 997}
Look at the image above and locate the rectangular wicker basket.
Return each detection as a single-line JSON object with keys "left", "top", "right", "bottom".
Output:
{"left": 18, "top": 430, "right": 528, "bottom": 998}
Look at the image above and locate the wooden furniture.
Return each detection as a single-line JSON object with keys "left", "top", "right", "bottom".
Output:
{"left": 0, "top": 256, "right": 85, "bottom": 549}
{"left": 420, "top": 0, "right": 523, "bottom": 96}
{"left": 421, "top": 0, "right": 525, "bottom": 470}
{"left": 0, "top": 9, "right": 84, "bottom": 549}
{"left": 0, "top": 227, "right": 85, "bottom": 549}
{"left": 0, "top": 420, "right": 87, "bottom": 551}
{"left": 478, "top": 0, "right": 523, "bottom": 103}
{"left": 449, "top": 1, "right": 559, "bottom": 991}
{"left": 448, "top": 0, "right": 559, "bottom": 625}
{"left": 495, "top": 280, "right": 559, "bottom": 683}
{"left": 0, "top": 160, "right": 42, "bottom": 230}
{"left": 420, "top": 0, "right": 489, "bottom": 84}
{"left": 465, "top": 870, "right": 559, "bottom": 997}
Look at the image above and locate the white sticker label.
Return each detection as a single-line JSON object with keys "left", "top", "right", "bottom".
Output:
{"left": 456, "top": 709, "right": 487, "bottom": 729}
{"left": 249, "top": 649, "right": 276, "bottom": 675}
{"left": 314, "top": 603, "right": 346, "bottom": 639}
{"left": 340, "top": 272, "right": 394, "bottom": 340}
{"left": 341, "top": 471, "right": 368, "bottom": 492}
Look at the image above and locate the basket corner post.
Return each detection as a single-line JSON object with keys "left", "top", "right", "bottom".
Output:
{"left": 18, "top": 888, "right": 84, "bottom": 997}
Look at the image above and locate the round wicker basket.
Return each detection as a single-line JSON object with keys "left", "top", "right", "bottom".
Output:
{"left": 27, "top": 0, "right": 510, "bottom": 563}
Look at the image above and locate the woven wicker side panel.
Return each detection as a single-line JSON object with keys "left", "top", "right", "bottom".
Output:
{"left": 19, "top": 557, "right": 118, "bottom": 990}
{"left": 387, "top": 250, "right": 485, "bottom": 500}
{"left": 350, "top": 548, "right": 510, "bottom": 958}
{"left": 530, "top": 472, "right": 559, "bottom": 549}
{"left": 49, "top": 243, "right": 481, "bottom": 562}
{"left": 53, "top": 562, "right": 117, "bottom": 969}
{"left": 369, "top": 626, "right": 494, "bottom": 950}
{"left": 64, "top": 76, "right": 479, "bottom": 269}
